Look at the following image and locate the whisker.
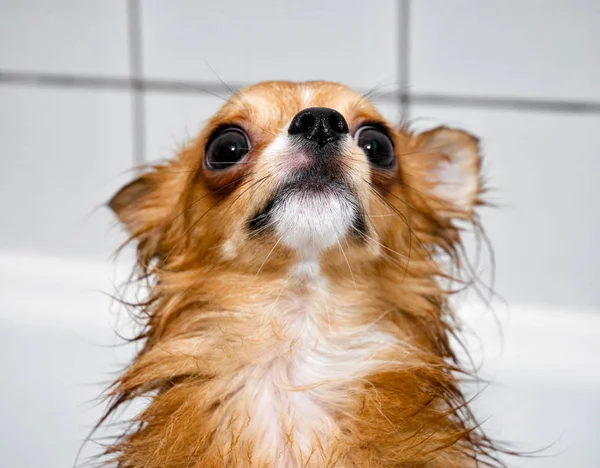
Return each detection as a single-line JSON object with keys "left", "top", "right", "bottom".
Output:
{"left": 251, "top": 236, "right": 283, "bottom": 284}
{"left": 365, "top": 185, "right": 417, "bottom": 279}
{"left": 350, "top": 227, "right": 415, "bottom": 281}
{"left": 246, "top": 220, "right": 275, "bottom": 240}
{"left": 161, "top": 174, "right": 249, "bottom": 232}
{"left": 204, "top": 63, "right": 278, "bottom": 139}
{"left": 220, "top": 174, "right": 272, "bottom": 220}
{"left": 204, "top": 59, "right": 239, "bottom": 98}
{"left": 351, "top": 224, "right": 409, "bottom": 263}
{"left": 336, "top": 239, "right": 357, "bottom": 288}
{"left": 161, "top": 175, "right": 270, "bottom": 265}
{"left": 166, "top": 64, "right": 277, "bottom": 140}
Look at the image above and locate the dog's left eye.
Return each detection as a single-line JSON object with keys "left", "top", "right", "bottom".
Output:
{"left": 205, "top": 128, "right": 250, "bottom": 170}
{"left": 355, "top": 126, "right": 395, "bottom": 168}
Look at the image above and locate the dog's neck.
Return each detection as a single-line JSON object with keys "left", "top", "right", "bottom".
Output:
{"left": 207, "top": 259, "right": 400, "bottom": 466}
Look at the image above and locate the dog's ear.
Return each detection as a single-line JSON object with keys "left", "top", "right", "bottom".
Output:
{"left": 404, "top": 126, "right": 482, "bottom": 218}
{"left": 109, "top": 174, "right": 158, "bottom": 236}
{"left": 108, "top": 168, "right": 180, "bottom": 263}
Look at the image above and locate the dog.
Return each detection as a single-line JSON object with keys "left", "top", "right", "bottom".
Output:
{"left": 101, "top": 80, "right": 504, "bottom": 467}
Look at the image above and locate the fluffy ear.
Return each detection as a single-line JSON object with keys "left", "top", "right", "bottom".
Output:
{"left": 108, "top": 171, "right": 173, "bottom": 265}
{"left": 108, "top": 165, "right": 186, "bottom": 263}
{"left": 406, "top": 126, "right": 482, "bottom": 216}
{"left": 108, "top": 174, "right": 157, "bottom": 236}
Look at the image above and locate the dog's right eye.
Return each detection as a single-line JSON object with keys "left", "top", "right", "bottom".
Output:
{"left": 205, "top": 128, "right": 251, "bottom": 170}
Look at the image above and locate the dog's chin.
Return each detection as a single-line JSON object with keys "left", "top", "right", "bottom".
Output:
{"left": 250, "top": 179, "right": 361, "bottom": 257}
{"left": 274, "top": 190, "right": 357, "bottom": 256}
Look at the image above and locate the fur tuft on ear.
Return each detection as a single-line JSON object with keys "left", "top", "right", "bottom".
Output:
{"left": 406, "top": 126, "right": 482, "bottom": 217}
{"left": 108, "top": 175, "right": 157, "bottom": 235}
{"left": 108, "top": 166, "right": 181, "bottom": 264}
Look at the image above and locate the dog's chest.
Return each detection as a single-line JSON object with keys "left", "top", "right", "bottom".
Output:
{"left": 224, "top": 271, "right": 396, "bottom": 466}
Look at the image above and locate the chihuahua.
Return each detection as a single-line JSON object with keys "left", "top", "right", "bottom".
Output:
{"left": 102, "top": 81, "right": 503, "bottom": 467}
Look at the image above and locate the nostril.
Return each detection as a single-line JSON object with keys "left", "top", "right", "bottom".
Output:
{"left": 289, "top": 110, "right": 316, "bottom": 136}
{"left": 328, "top": 111, "right": 349, "bottom": 135}
{"left": 298, "top": 112, "right": 315, "bottom": 133}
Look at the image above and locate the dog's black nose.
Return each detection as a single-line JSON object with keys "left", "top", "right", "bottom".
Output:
{"left": 288, "top": 107, "right": 349, "bottom": 147}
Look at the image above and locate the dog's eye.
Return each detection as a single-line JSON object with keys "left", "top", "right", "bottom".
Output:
{"left": 205, "top": 128, "right": 250, "bottom": 170}
{"left": 355, "top": 126, "right": 395, "bottom": 168}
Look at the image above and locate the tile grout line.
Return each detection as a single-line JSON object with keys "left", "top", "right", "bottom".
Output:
{"left": 2, "top": 70, "right": 600, "bottom": 115}
{"left": 127, "top": 0, "right": 146, "bottom": 166}
{"left": 412, "top": 93, "right": 600, "bottom": 113}
{"left": 399, "top": 0, "right": 411, "bottom": 122}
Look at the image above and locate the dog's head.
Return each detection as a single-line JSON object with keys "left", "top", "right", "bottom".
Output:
{"left": 110, "top": 81, "right": 481, "bottom": 274}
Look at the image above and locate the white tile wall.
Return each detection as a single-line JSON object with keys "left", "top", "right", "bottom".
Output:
{"left": 411, "top": 0, "right": 600, "bottom": 100}
{"left": 144, "top": 93, "right": 224, "bottom": 162}
{"left": 411, "top": 104, "right": 600, "bottom": 308}
{"left": 0, "top": 0, "right": 129, "bottom": 76}
{"left": 0, "top": 85, "right": 133, "bottom": 259}
{"left": 141, "top": 0, "right": 400, "bottom": 89}
{"left": 371, "top": 99, "right": 402, "bottom": 126}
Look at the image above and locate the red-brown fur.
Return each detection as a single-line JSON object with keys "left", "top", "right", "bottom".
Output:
{"left": 99, "top": 81, "right": 505, "bottom": 467}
